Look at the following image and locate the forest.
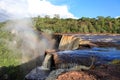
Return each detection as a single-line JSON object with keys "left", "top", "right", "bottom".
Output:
{"left": 33, "top": 16, "right": 120, "bottom": 34}
{"left": 0, "top": 16, "right": 120, "bottom": 34}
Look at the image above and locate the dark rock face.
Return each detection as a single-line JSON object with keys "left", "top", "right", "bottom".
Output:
{"left": 25, "top": 67, "right": 51, "bottom": 80}
{"left": 86, "top": 64, "right": 120, "bottom": 80}
{"left": 92, "top": 42, "right": 120, "bottom": 49}
{"left": 46, "top": 69, "right": 67, "bottom": 80}
{"left": 52, "top": 34, "right": 62, "bottom": 49}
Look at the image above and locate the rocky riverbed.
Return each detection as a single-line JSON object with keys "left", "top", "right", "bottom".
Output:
{"left": 25, "top": 34, "right": 120, "bottom": 80}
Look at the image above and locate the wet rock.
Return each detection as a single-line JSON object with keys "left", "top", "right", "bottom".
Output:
{"left": 92, "top": 42, "right": 120, "bottom": 49}
{"left": 56, "top": 64, "right": 120, "bottom": 80}
{"left": 46, "top": 69, "right": 67, "bottom": 80}
{"left": 45, "top": 49, "right": 96, "bottom": 68}
{"left": 25, "top": 67, "right": 51, "bottom": 80}
{"left": 55, "top": 53, "right": 95, "bottom": 67}
{"left": 86, "top": 64, "right": 120, "bottom": 80}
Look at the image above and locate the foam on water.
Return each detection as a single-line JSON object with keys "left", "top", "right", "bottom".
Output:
{"left": 58, "top": 47, "right": 120, "bottom": 61}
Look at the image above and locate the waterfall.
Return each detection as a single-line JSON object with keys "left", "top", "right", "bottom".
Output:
{"left": 58, "top": 35, "right": 82, "bottom": 50}
{"left": 41, "top": 52, "right": 55, "bottom": 71}
{"left": 25, "top": 52, "right": 55, "bottom": 80}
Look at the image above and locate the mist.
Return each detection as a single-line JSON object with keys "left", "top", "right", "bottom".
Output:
{"left": 3, "top": 18, "right": 55, "bottom": 65}
{"left": 0, "top": 0, "right": 57, "bottom": 78}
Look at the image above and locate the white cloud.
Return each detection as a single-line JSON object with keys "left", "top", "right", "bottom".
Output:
{"left": 0, "top": 0, "right": 29, "bottom": 18}
{"left": 0, "top": 0, "right": 75, "bottom": 21}
{"left": 115, "top": 16, "right": 120, "bottom": 18}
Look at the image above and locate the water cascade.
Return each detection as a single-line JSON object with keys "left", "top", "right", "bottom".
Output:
{"left": 25, "top": 34, "right": 120, "bottom": 80}
{"left": 25, "top": 52, "right": 55, "bottom": 80}
{"left": 58, "top": 35, "right": 81, "bottom": 50}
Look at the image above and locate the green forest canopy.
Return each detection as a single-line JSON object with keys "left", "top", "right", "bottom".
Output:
{"left": 0, "top": 16, "right": 120, "bottom": 34}
{"left": 33, "top": 16, "right": 120, "bottom": 34}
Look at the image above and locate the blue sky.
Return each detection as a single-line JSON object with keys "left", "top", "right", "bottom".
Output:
{"left": 49, "top": 0, "right": 120, "bottom": 18}
{"left": 0, "top": 0, "right": 120, "bottom": 21}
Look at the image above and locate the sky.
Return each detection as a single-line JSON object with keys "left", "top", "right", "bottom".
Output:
{"left": 0, "top": 0, "right": 120, "bottom": 21}
{"left": 49, "top": 0, "right": 120, "bottom": 18}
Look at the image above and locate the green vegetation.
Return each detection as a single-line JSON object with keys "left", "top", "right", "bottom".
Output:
{"left": 0, "top": 22, "right": 22, "bottom": 80}
{"left": 0, "top": 22, "right": 21, "bottom": 67}
{"left": 0, "top": 16, "right": 120, "bottom": 79}
{"left": 33, "top": 16, "right": 120, "bottom": 34}
{"left": 1, "top": 16, "right": 120, "bottom": 34}
{"left": 111, "top": 59, "right": 120, "bottom": 64}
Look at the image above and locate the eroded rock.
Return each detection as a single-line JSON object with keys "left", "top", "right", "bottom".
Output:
{"left": 57, "top": 71, "right": 97, "bottom": 80}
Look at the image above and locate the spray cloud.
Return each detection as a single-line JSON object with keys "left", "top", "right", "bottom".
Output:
{"left": 4, "top": 19, "right": 55, "bottom": 64}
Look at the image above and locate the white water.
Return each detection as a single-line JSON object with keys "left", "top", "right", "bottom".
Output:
{"left": 58, "top": 47, "right": 120, "bottom": 61}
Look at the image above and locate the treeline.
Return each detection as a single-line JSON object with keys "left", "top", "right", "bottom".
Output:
{"left": 0, "top": 16, "right": 120, "bottom": 34}
{"left": 33, "top": 16, "right": 120, "bottom": 34}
